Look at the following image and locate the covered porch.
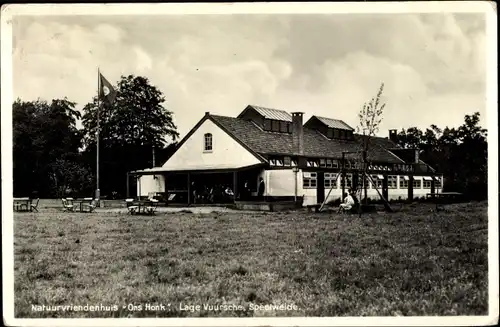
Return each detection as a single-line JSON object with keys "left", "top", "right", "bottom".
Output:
{"left": 127, "top": 163, "right": 266, "bottom": 206}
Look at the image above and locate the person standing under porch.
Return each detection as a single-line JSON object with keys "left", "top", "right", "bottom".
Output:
{"left": 258, "top": 177, "right": 265, "bottom": 200}
{"left": 242, "top": 180, "right": 250, "bottom": 200}
{"left": 191, "top": 181, "right": 197, "bottom": 204}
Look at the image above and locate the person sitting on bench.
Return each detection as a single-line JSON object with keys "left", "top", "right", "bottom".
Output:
{"left": 339, "top": 191, "right": 355, "bottom": 213}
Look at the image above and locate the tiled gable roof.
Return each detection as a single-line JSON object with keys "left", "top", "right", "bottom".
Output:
{"left": 315, "top": 116, "right": 354, "bottom": 130}
{"left": 211, "top": 115, "right": 404, "bottom": 164}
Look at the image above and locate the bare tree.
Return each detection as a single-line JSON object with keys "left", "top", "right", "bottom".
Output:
{"left": 356, "top": 83, "right": 386, "bottom": 205}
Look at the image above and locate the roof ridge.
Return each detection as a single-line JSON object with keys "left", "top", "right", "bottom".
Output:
{"left": 314, "top": 115, "right": 344, "bottom": 121}
{"left": 249, "top": 104, "right": 291, "bottom": 112}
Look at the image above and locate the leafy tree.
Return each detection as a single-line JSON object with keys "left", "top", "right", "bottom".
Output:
{"left": 49, "top": 158, "right": 94, "bottom": 198}
{"left": 81, "top": 75, "right": 179, "bottom": 197}
{"left": 13, "top": 98, "right": 87, "bottom": 197}
{"left": 395, "top": 112, "right": 487, "bottom": 200}
{"left": 355, "top": 83, "right": 386, "bottom": 206}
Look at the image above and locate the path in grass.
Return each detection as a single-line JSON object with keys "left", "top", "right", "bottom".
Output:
{"left": 14, "top": 202, "right": 488, "bottom": 317}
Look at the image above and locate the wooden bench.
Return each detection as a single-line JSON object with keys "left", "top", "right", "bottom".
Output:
{"left": 426, "top": 192, "right": 463, "bottom": 211}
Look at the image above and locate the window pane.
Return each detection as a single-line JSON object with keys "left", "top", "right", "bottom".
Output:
{"left": 388, "top": 175, "right": 397, "bottom": 189}
{"left": 327, "top": 129, "right": 334, "bottom": 138}
{"left": 204, "top": 133, "right": 212, "bottom": 151}
{"left": 264, "top": 119, "right": 271, "bottom": 131}
{"left": 320, "top": 159, "right": 326, "bottom": 167}
{"left": 272, "top": 120, "right": 280, "bottom": 131}
{"left": 325, "top": 173, "right": 338, "bottom": 189}
{"left": 280, "top": 121, "right": 287, "bottom": 133}
{"left": 334, "top": 129, "right": 340, "bottom": 138}
{"left": 284, "top": 156, "right": 291, "bottom": 166}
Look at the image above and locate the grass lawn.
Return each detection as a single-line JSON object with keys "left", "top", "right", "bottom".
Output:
{"left": 13, "top": 202, "right": 488, "bottom": 317}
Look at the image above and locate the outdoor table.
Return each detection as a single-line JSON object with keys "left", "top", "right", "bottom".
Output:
{"left": 74, "top": 198, "right": 94, "bottom": 212}
{"left": 426, "top": 192, "right": 463, "bottom": 210}
{"left": 14, "top": 197, "right": 32, "bottom": 212}
{"left": 426, "top": 192, "right": 463, "bottom": 201}
{"left": 129, "top": 199, "right": 158, "bottom": 215}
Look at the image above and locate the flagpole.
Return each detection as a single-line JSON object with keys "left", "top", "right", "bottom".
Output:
{"left": 96, "top": 67, "right": 101, "bottom": 206}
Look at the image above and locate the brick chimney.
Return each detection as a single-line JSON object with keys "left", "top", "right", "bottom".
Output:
{"left": 291, "top": 112, "right": 304, "bottom": 155}
{"left": 389, "top": 129, "right": 398, "bottom": 144}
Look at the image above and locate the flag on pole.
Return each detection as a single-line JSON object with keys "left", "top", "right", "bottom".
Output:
{"left": 99, "top": 73, "right": 117, "bottom": 104}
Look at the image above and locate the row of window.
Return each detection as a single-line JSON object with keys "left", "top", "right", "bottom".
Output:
{"left": 325, "top": 128, "right": 354, "bottom": 140}
{"left": 271, "top": 158, "right": 417, "bottom": 173}
{"left": 302, "top": 173, "right": 442, "bottom": 189}
{"left": 270, "top": 157, "right": 298, "bottom": 167}
{"left": 272, "top": 157, "right": 394, "bottom": 171}
{"left": 263, "top": 119, "right": 292, "bottom": 134}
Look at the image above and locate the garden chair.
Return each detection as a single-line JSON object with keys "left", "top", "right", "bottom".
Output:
{"left": 17, "top": 201, "right": 29, "bottom": 212}
{"left": 62, "top": 198, "right": 76, "bottom": 212}
{"left": 145, "top": 199, "right": 159, "bottom": 215}
{"left": 30, "top": 198, "right": 40, "bottom": 212}
{"left": 82, "top": 199, "right": 98, "bottom": 213}
{"left": 125, "top": 198, "right": 139, "bottom": 215}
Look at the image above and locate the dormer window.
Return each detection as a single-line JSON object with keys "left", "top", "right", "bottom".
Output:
{"left": 204, "top": 133, "right": 213, "bottom": 152}
{"left": 263, "top": 118, "right": 292, "bottom": 134}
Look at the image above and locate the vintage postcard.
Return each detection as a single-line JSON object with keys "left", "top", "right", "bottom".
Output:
{"left": 1, "top": 2, "right": 498, "bottom": 326}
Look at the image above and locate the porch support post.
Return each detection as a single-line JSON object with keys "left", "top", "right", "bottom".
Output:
{"left": 408, "top": 175, "right": 414, "bottom": 202}
{"left": 187, "top": 172, "right": 191, "bottom": 205}
{"left": 233, "top": 171, "right": 238, "bottom": 202}
{"left": 382, "top": 174, "right": 389, "bottom": 200}
{"left": 138, "top": 174, "right": 141, "bottom": 200}
{"left": 431, "top": 173, "right": 436, "bottom": 194}
{"left": 341, "top": 153, "right": 345, "bottom": 197}
{"left": 126, "top": 172, "right": 130, "bottom": 198}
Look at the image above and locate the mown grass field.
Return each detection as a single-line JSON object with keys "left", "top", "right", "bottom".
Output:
{"left": 14, "top": 202, "right": 488, "bottom": 317}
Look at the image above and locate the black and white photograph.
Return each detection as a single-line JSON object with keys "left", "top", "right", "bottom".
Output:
{"left": 1, "top": 2, "right": 498, "bottom": 326}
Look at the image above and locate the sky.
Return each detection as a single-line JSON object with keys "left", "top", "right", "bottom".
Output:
{"left": 11, "top": 8, "right": 489, "bottom": 139}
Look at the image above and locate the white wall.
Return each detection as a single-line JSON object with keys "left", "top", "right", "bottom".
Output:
{"left": 137, "top": 175, "right": 165, "bottom": 197}
{"left": 260, "top": 171, "right": 443, "bottom": 206}
{"left": 162, "top": 119, "right": 261, "bottom": 170}
{"left": 266, "top": 169, "right": 297, "bottom": 196}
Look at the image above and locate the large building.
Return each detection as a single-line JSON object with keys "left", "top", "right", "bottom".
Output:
{"left": 130, "top": 105, "right": 442, "bottom": 206}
